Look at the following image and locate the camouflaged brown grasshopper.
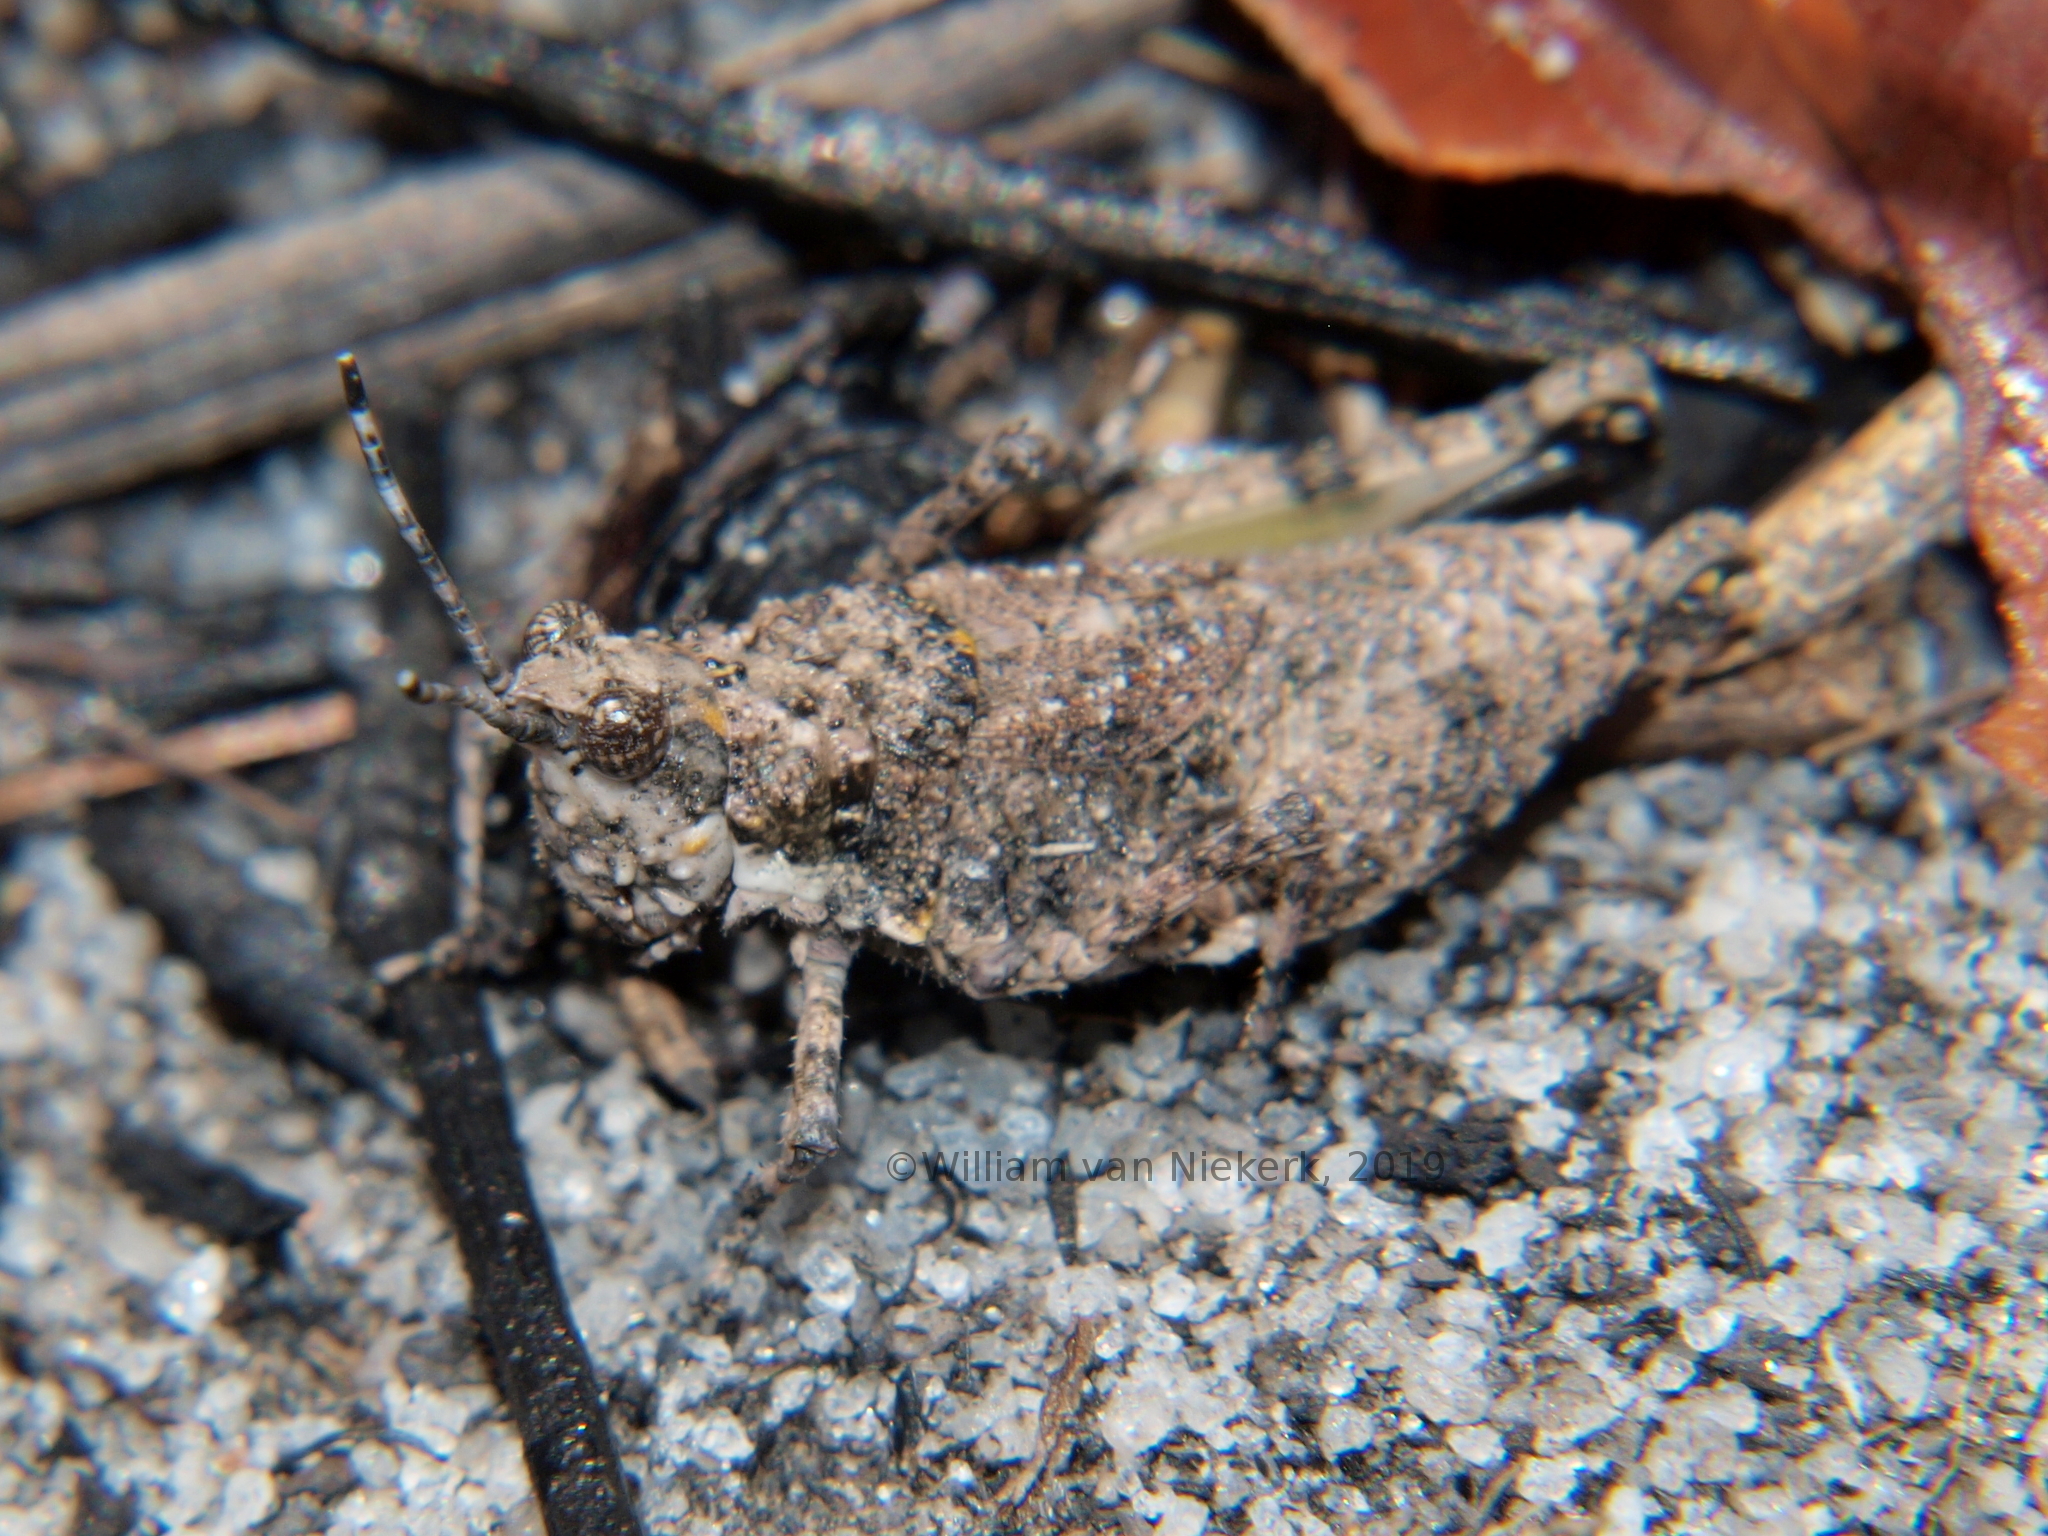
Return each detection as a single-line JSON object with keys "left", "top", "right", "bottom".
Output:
{"left": 339, "top": 353, "right": 1726, "bottom": 1202}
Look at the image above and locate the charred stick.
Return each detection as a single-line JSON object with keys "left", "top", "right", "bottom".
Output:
{"left": 1687, "top": 1158, "right": 1766, "bottom": 1283}
{"left": 450, "top": 713, "right": 494, "bottom": 939}
{"left": 394, "top": 976, "right": 646, "bottom": 1536}
{"left": 200, "top": 0, "right": 1814, "bottom": 397}
{"left": 367, "top": 709, "right": 502, "bottom": 988}
{"left": 1046, "top": 1172, "right": 1081, "bottom": 1266}
{"left": 86, "top": 797, "right": 412, "bottom": 1114}
{"left": 103, "top": 1124, "right": 309, "bottom": 1248}
{"left": 337, "top": 731, "right": 648, "bottom": 1532}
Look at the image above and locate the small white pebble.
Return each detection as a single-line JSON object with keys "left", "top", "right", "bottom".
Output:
{"left": 1598, "top": 1483, "right": 1649, "bottom": 1536}
{"left": 1679, "top": 1305, "right": 1739, "bottom": 1354}
{"left": 671, "top": 1407, "right": 755, "bottom": 1468}
{"left": 1639, "top": 1351, "right": 1695, "bottom": 1395}
{"left": 795, "top": 1243, "right": 862, "bottom": 1315}
{"left": 1398, "top": 1330, "right": 1491, "bottom": 1425}
{"left": 1518, "top": 1451, "right": 1602, "bottom": 1505}
{"left": 920, "top": 1256, "right": 972, "bottom": 1307}
{"left": 1133, "top": 1487, "right": 1210, "bottom": 1536}
{"left": 217, "top": 1467, "right": 279, "bottom": 1532}
{"left": 1446, "top": 1423, "right": 1503, "bottom": 1466}
{"left": 1974, "top": 1463, "right": 2029, "bottom": 1519}
{"left": 797, "top": 1313, "right": 849, "bottom": 1356}
{"left": 1460, "top": 1198, "right": 1550, "bottom": 1277}
{"left": 1149, "top": 1268, "right": 1198, "bottom": 1319}
{"left": 154, "top": 1246, "right": 230, "bottom": 1335}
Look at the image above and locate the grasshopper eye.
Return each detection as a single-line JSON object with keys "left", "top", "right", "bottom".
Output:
{"left": 576, "top": 685, "right": 669, "bottom": 779}
{"left": 524, "top": 599, "right": 605, "bottom": 660}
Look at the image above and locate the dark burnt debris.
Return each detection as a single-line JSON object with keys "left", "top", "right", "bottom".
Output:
{"left": 0, "top": 1, "right": 2014, "bottom": 1534}
{"left": 103, "top": 1122, "right": 310, "bottom": 1247}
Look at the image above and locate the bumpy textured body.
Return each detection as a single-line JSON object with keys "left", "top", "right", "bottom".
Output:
{"left": 343, "top": 347, "right": 1667, "bottom": 1195}
{"left": 519, "top": 515, "right": 1646, "bottom": 996}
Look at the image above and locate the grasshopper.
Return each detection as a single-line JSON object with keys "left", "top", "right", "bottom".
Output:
{"left": 339, "top": 353, "right": 1724, "bottom": 1200}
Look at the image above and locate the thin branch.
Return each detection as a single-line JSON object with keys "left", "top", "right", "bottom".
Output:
{"left": 1806, "top": 679, "right": 2005, "bottom": 765}
{"left": 0, "top": 691, "right": 357, "bottom": 826}
{"left": 706, "top": 0, "right": 952, "bottom": 89}
{"left": 2, "top": 221, "right": 785, "bottom": 523}
{"left": 202, "top": 0, "right": 1815, "bottom": 398}
{"left": 999, "top": 1315, "right": 1107, "bottom": 1507}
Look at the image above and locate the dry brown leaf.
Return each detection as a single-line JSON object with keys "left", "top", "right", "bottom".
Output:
{"left": 1231, "top": 0, "right": 2048, "bottom": 791}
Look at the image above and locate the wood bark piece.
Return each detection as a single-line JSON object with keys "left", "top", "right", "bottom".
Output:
{"left": 0, "top": 148, "right": 787, "bottom": 522}
{"left": 0, "top": 691, "right": 358, "bottom": 825}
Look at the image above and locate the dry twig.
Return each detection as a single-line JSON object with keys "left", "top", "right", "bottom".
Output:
{"left": 998, "top": 1314, "right": 1106, "bottom": 1506}
{"left": 0, "top": 146, "right": 785, "bottom": 520}
{"left": 705, "top": 0, "right": 954, "bottom": 89}
{"left": 187, "top": 0, "right": 1814, "bottom": 398}
{"left": 0, "top": 691, "right": 357, "bottom": 825}
{"left": 609, "top": 976, "right": 720, "bottom": 1109}
{"left": 1807, "top": 680, "right": 2007, "bottom": 765}
{"left": 1715, "top": 371, "right": 1965, "bottom": 671}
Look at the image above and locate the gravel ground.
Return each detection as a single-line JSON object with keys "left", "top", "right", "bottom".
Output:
{"left": 6, "top": 742, "right": 2048, "bottom": 1536}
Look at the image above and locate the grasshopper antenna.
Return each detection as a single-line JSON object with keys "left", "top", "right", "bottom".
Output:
{"left": 338, "top": 353, "right": 560, "bottom": 746}
{"left": 339, "top": 352, "right": 506, "bottom": 692}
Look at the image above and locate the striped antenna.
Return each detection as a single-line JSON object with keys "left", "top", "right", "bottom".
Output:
{"left": 395, "top": 671, "right": 563, "bottom": 746}
{"left": 338, "top": 353, "right": 509, "bottom": 695}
